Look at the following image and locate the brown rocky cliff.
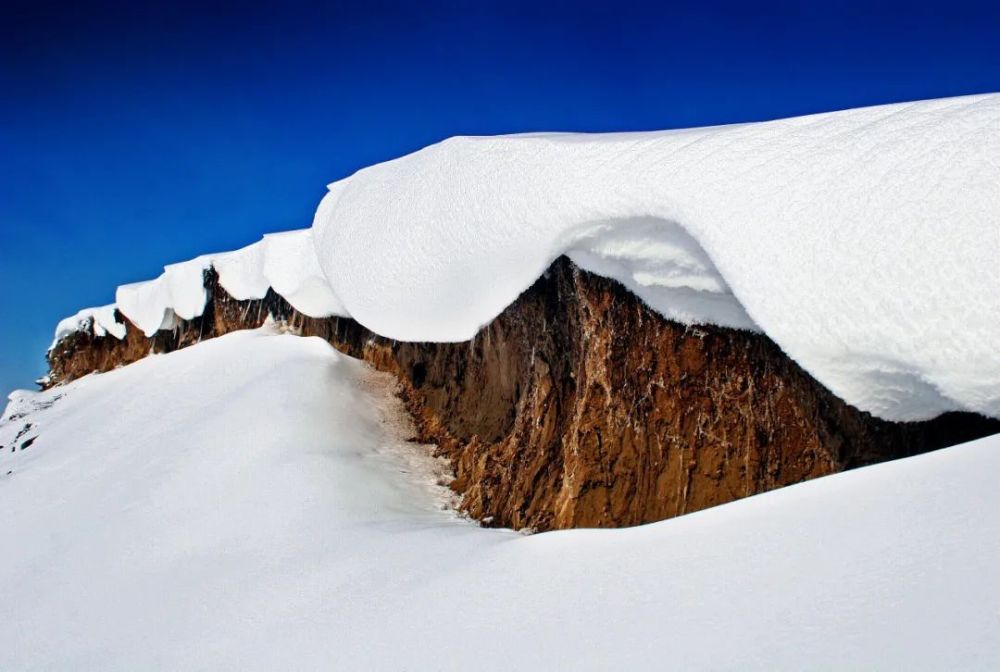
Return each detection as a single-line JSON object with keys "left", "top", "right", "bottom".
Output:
{"left": 46, "top": 258, "right": 1000, "bottom": 531}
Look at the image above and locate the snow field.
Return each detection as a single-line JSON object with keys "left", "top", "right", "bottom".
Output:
{"left": 3, "top": 330, "right": 999, "bottom": 669}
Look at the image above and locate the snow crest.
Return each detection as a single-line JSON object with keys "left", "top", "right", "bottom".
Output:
{"left": 51, "top": 305, "right": 127, "bottom": 350}
{"left": 53, "top": 228, "right": 346, "bottom": 342}
{"left": 312, "top": 94, "right": 1000, "bottom": 421}
{"left": 48, "top": 95, "right": 1000, "bottom": 422}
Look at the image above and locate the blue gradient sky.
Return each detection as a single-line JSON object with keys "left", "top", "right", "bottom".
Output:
{"left": 3, "top": 0, "right": 999, "bottom": 394}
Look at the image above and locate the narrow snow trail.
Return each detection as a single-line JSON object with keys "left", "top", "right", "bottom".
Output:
{"left": 2, "top": 332, "right": 999, "bottom": 670}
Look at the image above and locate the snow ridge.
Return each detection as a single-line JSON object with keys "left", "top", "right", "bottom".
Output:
{"left": 51, "top": 305, "right": 126, "bottom": 350}
{"left": 55, "top": 228, "right": 347, "bottom": 345}
{"left": 311, "top": 93, "right": 1000, "bottom": 421}
{"left": 51, "top": 94, "right": 1000, "bottom": 422}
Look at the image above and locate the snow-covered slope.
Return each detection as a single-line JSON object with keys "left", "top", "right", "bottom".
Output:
{"left": 3, "top": 331, "right": 999, "bottom": 670}
{"left": 313, "top": 93, "right": 1000, "bottom": 421}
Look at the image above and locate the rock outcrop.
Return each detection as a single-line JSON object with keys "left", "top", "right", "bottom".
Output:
{"left": 46, "top": 258, "right": 1000, "bottom": 531}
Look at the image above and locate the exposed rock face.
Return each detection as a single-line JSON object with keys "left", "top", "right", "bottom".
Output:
{"left": 47, "top": 259, "right": 1000, "bottom": 531}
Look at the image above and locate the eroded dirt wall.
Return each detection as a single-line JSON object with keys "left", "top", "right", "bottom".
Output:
{"left": 46, "top": 260, "right": 1000, "bottom": 531}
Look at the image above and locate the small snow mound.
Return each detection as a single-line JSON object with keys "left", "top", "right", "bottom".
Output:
{"left": 50, "top": 305, "right": 126, "bottom": 350}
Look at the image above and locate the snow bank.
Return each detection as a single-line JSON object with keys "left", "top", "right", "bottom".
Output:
{"left": 3, "top": 332, "right": 1000, "bottom": 669}
{"left": 50, "top": 304, "right": 126, "bottom": 349}
{"left": 312, "top": 94, "right": 1000, "bottom": 421}
{"left": 116, "top": 229, "right": 345, "bottom": 337}
{"left": 215, "top": 229, "right": 345, "bottom": 318}
{"left": 52, "top": 229, "right": 346, "bottom": 342}
{"left": 48, "top": 95, "right": 999, "bottom": 421}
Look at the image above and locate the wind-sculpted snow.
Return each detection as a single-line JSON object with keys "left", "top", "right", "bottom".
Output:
{"left": 214, "top": 229, "right": 346, "bottom": 318}
{"left": 56, "top": 228, "right": 346, "bottom": 341}
{"left": 51, "top": 304, "right": 126, "bottom": 350}
{"left": 312, "top": 94, "right": 1000, "bottom": 421}
{"left": 3, "top": 331, "right": 1000, "bottom": 669}
{"left": 47, "top": 95, "right": 1000, "bottom": 421}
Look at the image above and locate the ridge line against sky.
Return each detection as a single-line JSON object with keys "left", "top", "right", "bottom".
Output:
{"left": 3, "top": 0, "right": 1000, "bottom": 393}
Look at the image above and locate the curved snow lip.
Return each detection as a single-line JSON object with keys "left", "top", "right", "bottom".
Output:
{"left": 50, "top": 305, "right": 126, "bottom": 351}
{"left": 109, "top": 229, "right": 348, "bottom": 338}
{"left": 55, "top": 229, "right": 348, "bottom": 346}
{"left": 312, "top": 93, "right": 1000, "bottom": 422}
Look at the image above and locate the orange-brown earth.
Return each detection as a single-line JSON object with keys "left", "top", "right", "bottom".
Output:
{"left": 46, "top": 258, "right": 1000, "bottom": 531}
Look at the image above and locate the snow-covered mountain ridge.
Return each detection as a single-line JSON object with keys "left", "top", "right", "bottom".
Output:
{"left": 51, "top": 94, "right": 1000, "bottom": 422}
{"left": 6, "top": 94, "right": 1000, "bottom": 665}
{"left": 313, "top": 93, "right": 1000, "bottom": 421}
{"left": 42, "top": 259, "right": 1000, "bottom": 530}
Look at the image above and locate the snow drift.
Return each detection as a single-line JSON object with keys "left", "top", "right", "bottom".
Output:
{"left": 51, "top": 304, "right": 126, "bottom": 349}
{"left": 312, "top": 93, "right": 1000, "bottom": 421}
{"left": 113, "top": 228, "right": 345, "bottom": 338}
{"left": 3, "top": 330, "right": 1000, "bottom": 669}
{"left": 49, "top": 94, "right": 1000, "bottom": 423}
{"left": 46, "top": 257, "right": 1000, "bottom": 530}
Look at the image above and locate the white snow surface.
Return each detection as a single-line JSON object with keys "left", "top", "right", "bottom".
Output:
{"left": 55, "top": 228, "right": 346, "bottom": 341}
{"left": 1, "top": 331, "right": 999, "bottom": 670}
{"left": 213, "top": 229, "right": 346, "bottom": 318}
{"left": 50, "top": 304, "right": 126, "bottom": 350}
{"left": 312, "top": 93, "right": 1000, "bottom": 421}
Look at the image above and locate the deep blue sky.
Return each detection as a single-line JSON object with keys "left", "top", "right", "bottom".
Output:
{"left": 2, "top": 0, "right": 999, "bottom": 394}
